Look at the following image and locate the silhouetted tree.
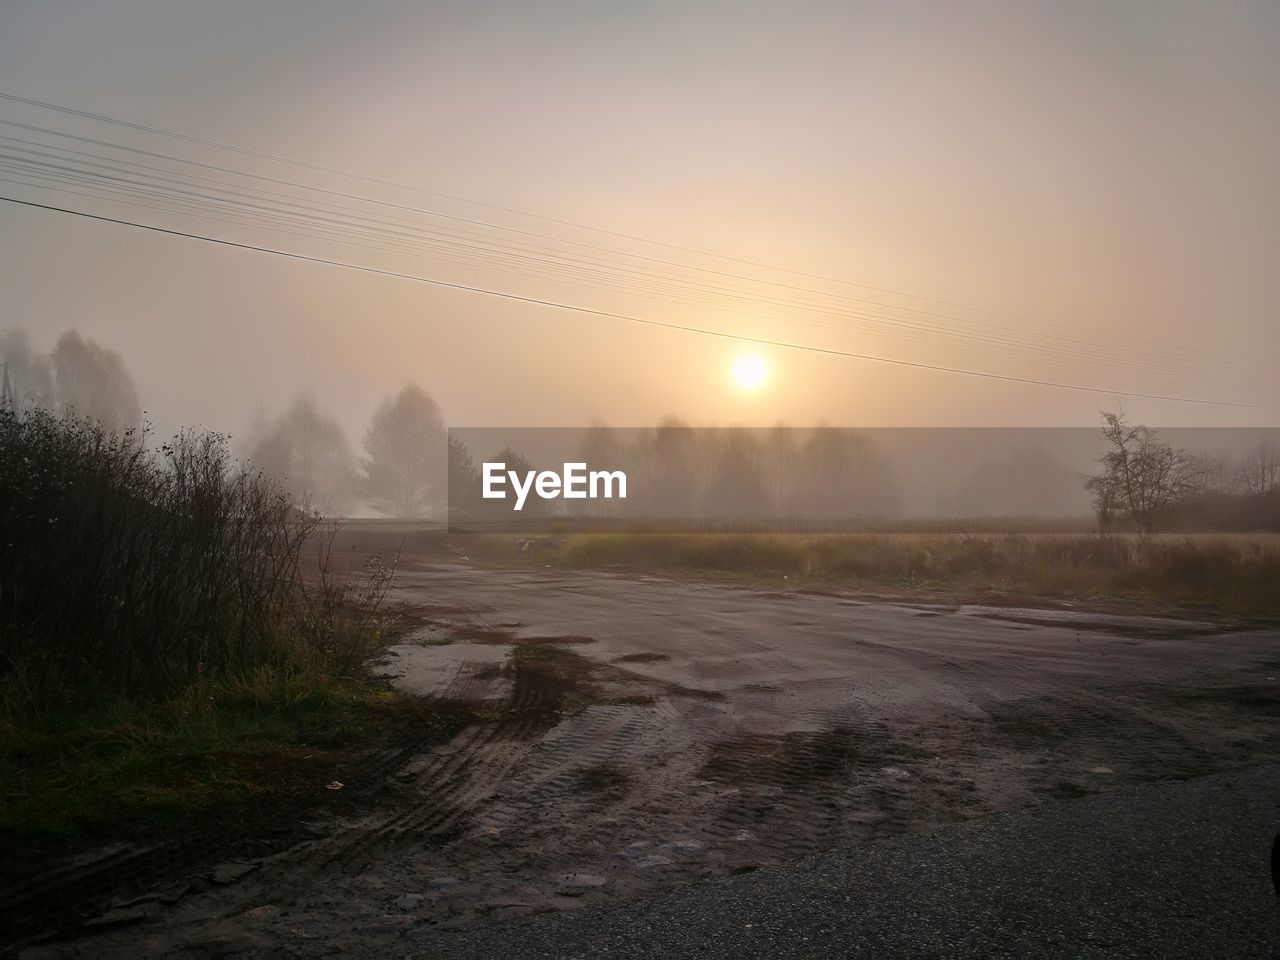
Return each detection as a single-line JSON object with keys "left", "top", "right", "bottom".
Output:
{"left": 1184, "top": 453, "right": 1239, "bottom": 497}
{"left": 647, "top": 416, "right": 697, "bottom": 517}
{"left": 765, "top": 422, "right": 797, "bottom": 516}
{"left": 251, "top": 397, "right": 355, "bottom": 514}
{"left": 1082, "top": 470, "right": 1121, "bottom": 532}
{"left": 362, "top": 384, "right": 446, "bottom": 518}
{"left": 795, "top": 427, "right": 854, "bottom": 518}
{"left": 1, "top": 329, "right": 139, "bottom": 432}
{"left": 703, "top": 429, "right": 769, "bottom": 519}
{"left": 0, "top": 329, "right": 55, "bottom": 413}
{"left": 1238, "top": 440, "right": 1280, "bottom": 495}
{"left": 447, "top": 434, "right": 480, "bottom": 521}
{"left": 578, "top": 422, "right": 627, "bottom": 518}
{"left": 50, "top": 331, "right": 142, "bottom": 435}
{"left": 486, "top": 446, "right": 544, "bottom": 518}
{"left": 1085, "top": 413, "right": 1192, "bottom": 533}
{"left": 791, "top": 427, "right": 897, "bottom": 520}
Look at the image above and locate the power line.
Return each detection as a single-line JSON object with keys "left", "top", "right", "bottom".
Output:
{"left": 4, "top": 137, "right": 1277, "bottom": 398}
{"left": 4, "top": 193, "right": 1276, "bottom": 412}
{"left": 13, "top": 166, "right": 1251, "bottom": 401}
{"left": 10, "top": 163, "right": 1188, "bottom": 389}
{"left": 0, "top": 92, "right": 1269, "bottom": 375}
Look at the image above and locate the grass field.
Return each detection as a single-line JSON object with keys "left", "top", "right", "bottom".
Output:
{"left": 0, "top": 672, "right": 382, "bottom": 840}
{"left": 449, "top": 531, "right": 1280, "bottom": 617}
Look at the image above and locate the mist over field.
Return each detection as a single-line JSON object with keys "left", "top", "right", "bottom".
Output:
{"left": 6, "top": 327, "right": 1278, "bottom": 527}
{"left": 3, "top": 3, "right": 1280, "bottom": 957}
{"left": 2, "top": 2, "right": 1279, "bottom": 440}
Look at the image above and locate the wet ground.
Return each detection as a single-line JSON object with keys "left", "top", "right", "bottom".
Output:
{"left": 10, "top": 564, "right": 1280, "bottom": 958}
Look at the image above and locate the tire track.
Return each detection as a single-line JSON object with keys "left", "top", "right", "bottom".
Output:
{"left": 305, "top": 643, "right": 574, "bottom": 872}
{"left": 472, "top": 705, "right": 651, "bottom": 836}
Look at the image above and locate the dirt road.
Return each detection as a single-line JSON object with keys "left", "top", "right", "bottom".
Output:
{"left": 17, "top": 564, "right": 1280, "bottom": 958}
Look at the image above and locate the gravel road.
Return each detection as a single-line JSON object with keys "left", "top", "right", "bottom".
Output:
{"left": 15, "top": 563, "right": 1280, "bottom": 958}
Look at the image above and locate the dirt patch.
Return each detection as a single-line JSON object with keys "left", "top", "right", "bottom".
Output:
{"left": 16, "top": 566, "right": 1280, "bottom": 958}
{"left": 447, "top": 623, "right": 520, "bottom": 643}
{"left": 509, "top": 643, "right": 603, "bottom": 714}
{"left": 613, "top": 652, "right": 672, "bottom": 664}
{"left": 1153, "top": 680, "right": 1280, "bottom": 717}
{"left": 514, "top": 634, "right": 598, "bottom": 646}
{"left": 574, "top": 762, "right": 630, "bottom": 795}
{"left": 699, "top": 725, "right": 913, "bottom": 787}
{"left": 981, "top": 685, "right": 1270, "bottom": 795}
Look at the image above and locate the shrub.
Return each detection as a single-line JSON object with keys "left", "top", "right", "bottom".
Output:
{"left": 0, "top": 406, "right": 388, "bottom": 711}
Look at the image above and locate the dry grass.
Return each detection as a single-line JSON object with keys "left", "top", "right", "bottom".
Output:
{"left": 472, "top": 531, "right": 1280, "bottom": 616}
{"left": 0, "top": 408, "right": 397, "bottom": 712}
{"left": 0, "top": 410, "right": 402, "bottom": 843}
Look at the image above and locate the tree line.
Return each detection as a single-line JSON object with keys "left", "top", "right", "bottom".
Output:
{"left": 1, "top": 329, "right": 141, "bottom": 435}
{"left": 244, "top": 385, "right": 448, "bottom": 517}
{"left": 5, "top": 329, "right": 1276, "bottom": 528}
{"left": 448, "top": 420, "right": 902, "bottom": 522}
{"left": 1084, "top": 412, "right": 1280, "bottom": 533}
{"left": 3, "top": 329, "right": 905, "bottom": 522}
{"left": 1, "top": 328, "right": 452, "bottom": 518}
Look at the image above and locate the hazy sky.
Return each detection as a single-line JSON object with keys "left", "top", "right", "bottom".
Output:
{"left": 2, "top": 0, "right": 1278, "bottom": 439}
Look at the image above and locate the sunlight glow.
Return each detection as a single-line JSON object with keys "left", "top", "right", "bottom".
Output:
{"left": 731, "top": 353, "right": 768, "bottom": 391}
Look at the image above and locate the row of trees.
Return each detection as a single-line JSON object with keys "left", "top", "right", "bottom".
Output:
{"left": 447, "top": 420, "right": 902, "bottom": 522}
{"left": 246, "top": 385, "right": 447, "bottom": 517}
{"left": 1, "top": 328, "right": 448, "bottom": 518}
{"left": 1084, "top": 413, "right": 1280, "bottom": 532}
{"left": 7, "top": 330, "right": 1274, "bottom": 527}
{"left": 242, "top": 406, "right": 1280, "bottom": 525}
{"left": 251, "top": 410, "right": 906, "bottom": 522}
{"left": 1, "top": 329, "right": 142, "bottom": 435}
{"left": 0, "top": 329, "right": 905, "bottom": 522}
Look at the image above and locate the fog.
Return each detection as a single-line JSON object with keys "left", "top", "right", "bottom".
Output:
{"left": 3, "top": 1, "right": 1279, "bottom": 448}
{"left": 6, "top": 9, "right": 1280, "bottom": 946}
{"left": 444, "top": 426, "right": 1280, "bottom": 526}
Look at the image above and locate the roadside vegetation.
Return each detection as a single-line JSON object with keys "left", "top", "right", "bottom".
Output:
{"left": 0, "top": 405, "right": 399, "bottom": 847}
{"left": 444, "top": 415, "right": 1280, "bottom": 617}
{"left": 460, "top": 531, "right": 1280, "bottom": 617}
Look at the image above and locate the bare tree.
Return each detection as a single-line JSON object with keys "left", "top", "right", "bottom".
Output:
{"left": 1085, "top": 413, "right": 1193, "bottom": 533}
{"left": 1237, "top": 440, "right": 1280, "bottom": 496}
{"left": 1183, "top": 453, "right": 1239, "bottom": 497}
{"left": 362, "top": 384, "right": 447, "bottom": 518}
{"left": 1082, "top": 470, "right": 1121, "bottom": 532}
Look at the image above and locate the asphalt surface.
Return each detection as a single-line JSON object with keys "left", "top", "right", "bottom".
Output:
{"left": 406, "top": 762, "right": 1280, "bottom": 959}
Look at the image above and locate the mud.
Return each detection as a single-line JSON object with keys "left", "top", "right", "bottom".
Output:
{"left": 10, "top": 563, "right": 1280, "bottom": 958}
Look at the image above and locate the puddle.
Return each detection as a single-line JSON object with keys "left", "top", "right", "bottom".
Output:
{"left": 373, "top": 643, "right": 513, "bottom": 700}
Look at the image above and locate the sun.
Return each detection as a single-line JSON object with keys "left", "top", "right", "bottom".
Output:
{"left": 731, "top": 354, "right": 768, "bottom": 391}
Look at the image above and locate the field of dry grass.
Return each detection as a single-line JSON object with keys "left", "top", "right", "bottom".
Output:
{"left": 450, "top": 531, "right": 1280, "bottom": 617}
